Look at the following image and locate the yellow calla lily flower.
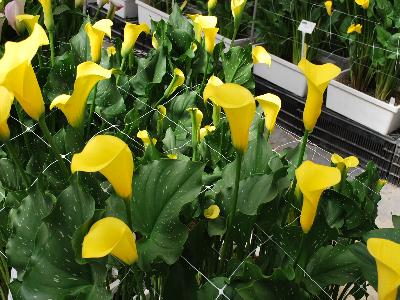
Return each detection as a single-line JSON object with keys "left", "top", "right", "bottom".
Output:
{"left": 15, "top": 14, "right": 39, "bottom": 33}
{"left": 167, "top": 153, "right": 177, "bottom": 159}
{"left": 347, "top": 24, "right": 362, "bottom": 34}
{"left": 85, "top": 19, "right": 113, "bottom": 63}
{"left": 137, "top": 130, "right": 157, "bottom": 147}
{"left": 82, "top": 217, "right": 138, "bottom": 265}
{"left": 324, "top": 1, "right": 333, "bottom": 16}
{"left": 203, "top": 27, "right": 219, "bottom": 54}
{"left": 107, "top": 46, "right": 116, "bottom": 57}
{"left": 231, "top": 0, "right": 246, "bottom": 19}
{"left": 204, "top": 83, "right": 256, "bottom": 152}
{"left": 50, "top": 61, "right": 112, "bottom": 127}
{"left": 0, "top": 86, "right": 14, "bottom": 141}
{"left": 71, "top": 135, "right": 134, "bottom": 199}
{"left": 0, "top": 23, "right": 48, "bottom": 121}
{"left": 296, "top": 161, "right": 341, "bottom": 233}
{"left": 255, "top": 93, "right": 281, "bottom": 132}
{"left": 190, "top": 15, "right": 218, "bottom": 42}
{"left": 355, "top": 0, "right": 369, "bottom": 9}
{"left": 367, "top": 238, "right": 400, "bottom": 300}
{"left": 152, "top": 32, "right": 159, "bottom": 49}
{"left": 298, "top": 58, "right": 341, "bottom": 132}
{"left": 121, "top": 23, "right": 150, "bottom": 58}
{"left": 38, "top": 0, "right": 54, "bottom": 30}
{"left": 252, "top": 46, "right": 271, "bottom": 66}
{"left": 199, "top": 125, "right": 216, "bottom": 141}
{"left": 331, "top": 153, "right": 359, "bottom": 170}
{"left": 204, "top": 204, "right": 220, "bottom": 219}
{"left": 207, "top": 75, "right": 223, "bottom": 87}
{"left": 164, "top": 68, "right": 185, "bottom": 97}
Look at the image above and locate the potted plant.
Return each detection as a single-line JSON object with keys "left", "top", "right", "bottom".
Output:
{"left": 326, "top": 0, "right": 400, "bottom": 135}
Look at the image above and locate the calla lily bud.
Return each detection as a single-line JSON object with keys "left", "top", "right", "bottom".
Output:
{"left": 204, "top": 83, "right": 255, "bottom": 152}
{"left": 231, "top": 0, "right": 246, "bottom": 20}
{"left": 4, "top": 0, "right": 25, "bottom": 33}
{"left": 208, "top": 0, "right": 217, "bottom": 15}
{"left": 152, "top": 32, "right": 159, "bottom": 49}
{"left": 167, "top": 154, "right": 177, "bottom": 159}
{"left": 50, "top": 62, "right": 112, "bottom": 127}
{"left": 255, "top": 93, "right": 281, "bottom": 132}
{"left": 137, "top": 130, "right": 157, "bottom": 148}
{"left": 85, "top": 19, "right": 113, "bottom": 63}
{"left": 199, "top": 125, "right": 216, "bottom": 141}
{"left": 203, "top": 27, "right": 219, "bottom": 54}
{"left": 0, "top": 86, "right": 14, "bottom": 141}
{"left": 157, "top": 105, "right": 167, "bottom": 136}
{"left": 82, "top": 217, "right": 138, "bottom": 265}
{"left": 252, "top": 46, "right": 272, "bottom": 66}
{"left": 204, "top": 204, "right": 220, "bottom": 219}
{"left": 71, "top": 135, "right": 134, "bottom": 199}
{"left": 121, "top": 23, "right": 150, "bottom": 58}
{"left": 375, "top": 179, "right": 387, "bottom": 193}
{"left": 164, "top": 68, "right": 185, "bottom": 98}
{"left": 107, "top": 45, "right": 116, "bottom": 57}
{"left": 367, "top": 238, "right": 400, "bottom": 300}
{"left": 331, "top": 153, "right": 359, "bottom": 171}
{"left": 324, "top": 1, "right": 333, "bottom": 16}
{"left": 38, "top": 0, "right": 54, "bottom": 31}
{"left": 0, "top": 23, "right": 48, "bottom": 121}
{"left": 347, "top": 24, "right": 362, "bottom": 34}
{"left": 296, "top": 161, "right": 341, "bottom": 233}
{"left": 298, "top": 59, "right": 341, "bottom": 132}
{"left": 355, "top": 0, "right": 369, "bottom": 9}
{"left": 15, "top": 14, "right": 39, "bottom": 33}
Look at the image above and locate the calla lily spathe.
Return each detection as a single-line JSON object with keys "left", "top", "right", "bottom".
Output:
{"left": 137, "top": 130, "right": 157, "bottom": 147}
{"left": 296, "top": 161, "right": 341, "bottom": 233}
{"left": 347, "top": 24, "right": 362, "bottom": 34}
{"left": 71, "top": 135, "right": 134, "bottom": 199}
{"left": 82, "top": 217, "right": 138, "bottom": 265}
{"left": 203, "top": 27, "right": 219, "bottom": 54}
{"left": 15, "top": 14, "right": 39, "bottom": 33}
{"left": 50, "top": 62, "right": 112, "bottom": 127}
{"left": 164, "top": 68, "right": 185, "bottom": 97}
{"left": 121, "top": 23, "right": 150, "bottom": 58}
{"left": 298, "top": 58, "right": 341, "bottom": 132}
{"left": 0, "top": 86, "right": 14, "bottom": 141}
{"left": 204, "top": 83, "right": 256, "bottom": 152}
{"left": 355, "top": 0, "right": 369, "bottom": 9}
{"left": 85, "top": 19, "right": 113, "bottom": 63}
{"left": 331, "top": 153, "right": 359, "bottom": 170}
{"left": 324, "top": 1, "right": 333, "bottom": 16}
{"left": 38, "top": 0, "right": 54, "bottom": 30}
{"left": 4, "top": 0, "right": 25, "bottom": 33}
{"left": 157, "top": 105, "right": 167, "bottom": 119}
{"left": 204, "top": 204, "right": 220, "bottom": 219}
{"left": 252, "top": 46, "right": 271, "bottom": 66}
{"left": 367, "top": 238, "right": 400, "bottom": 300}
{"left": 189, "top": 15, "right": 217, "bottom": 42}
{"left": 255, "top": 93, "right": 281, "bottom": 132}
{"left": 0, "top": 23, "right": 48, "bottom": 121}
{"left": 231, "top": 0, "right": 246, "bottom": 19}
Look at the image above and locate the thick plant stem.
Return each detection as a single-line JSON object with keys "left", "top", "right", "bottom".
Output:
{"left": 49, "top": 29, "right": 56, "bottom": 67}
{"left": 200, "top": 54, "right": 210, "bottom": 92}
{"left": 212, "top": 104, "right": 220, "bottom": 128}
{"left": 86, "top": 84, "right": 98, "bottom": 139}
{"left": 296, "top": 130, "right": 309, "bottom": 168}
{"left": 230, "top": 20, "right": 240, "bottom": 49}
{"left": 219, "top": 151, "right": 243, "bottom": 268}
{"left": 5, "top": 142, "right": 30, "bottom": 188}
{"left": 265, "top": 130, "right": 271, "bottom": 143}
{"left": 190, "top": 111, "right": 199, "bottom": 161}
{"left": 38, "top": 116, "right": 70, "bottom": 179}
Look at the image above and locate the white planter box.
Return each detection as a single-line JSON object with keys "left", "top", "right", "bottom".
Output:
{"left": 104, "top": 0, "right": 138, "bottom": 19}
{"left": 326, "top": 70, "right": 400, "bottom": 135}
{"left": 136, "top": 0, "right": 250, "bottom": 50}
{"left": 253, "top": 54, "right": 307, "bottom": 97}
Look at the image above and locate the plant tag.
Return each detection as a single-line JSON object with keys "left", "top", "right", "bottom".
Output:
{"left": 389, "top": 97, "right": 396, "bottom": 106}
{"left": 298, "top": 20, "right": 316, "bottom": 34}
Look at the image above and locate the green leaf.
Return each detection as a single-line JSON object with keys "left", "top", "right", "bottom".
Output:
{"left": 94, "top": 78, "right": 126, "bottom": 121}
{"left": 208, "top": 217, "right": 226, "bottom": 236}
{"left": 70, "top": 19, "right": 90, "bottom": 63}
{"left": 349, "top": 242, "right": 378, "bottom": 289}
{"left": 131, "top": 160, "right": 204, "bottom": 269}
{"left": 363, "top": 228, "right": 400, "bottom": 243}
{"left": 304, "top": 245, "right": 361, "bottom": 295}
{"left": 222, "top": 45, "right": 255, "bottom": 90}
{"left": 393, "top": 215, "right": 400, "bottom": 228}
{"left": 0, "top": 159, "right": 26, "bottom": 191}
{"left": 6, "top": 186, "right": 53, "bottom": 275}
{"left": 197, "top": 277, "right": 235, "bottom": 299}
{"left": 17, "top": 181, "right": 111, "bottom": 299}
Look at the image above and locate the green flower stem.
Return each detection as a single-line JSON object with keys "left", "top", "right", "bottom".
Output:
{"left": 38, "top": 116, "right": 70, "bottom": 179}
{"left": 190, "top": 111, "right": 199, "bottom": 161}
{"left": 265, "top": 130, "right": 271, "bottom": 143}
{"left": 200, "top": 53, "right": 210, "bottom": 92}
{"left": 296, "top": 130, "right": 309, "bottom": 168}
{"left": 48, "top": 29, "right": 56, "bottom": 67}
{"left": 212, "top": 104, "right": 221, "bottom": 128}
{"left": 86, "top": 83, "right": 98, "bottom": 139}
{"left": 153, "top": 95, "right": 166, "bottom": 108}
{"left": 116, "top": 57, "right": 127, "bottom": 86}
{"left": 293, "top": 233, "right": 306, "bottom": 269}
{"left": 4, "top": 141, "right": 30, "bottom": 188}
{"left": 219, "top": 150, "right": 243, "bottom": 267}
{"left": 230, "top": 19, "right": 240, "bottom": 49}
{"left": 338, "top": 167, "right": 348, "bottom": 193}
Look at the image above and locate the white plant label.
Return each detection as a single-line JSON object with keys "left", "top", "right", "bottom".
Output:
{"left": 298, "top": 20, "right": 316, "bottom": 34}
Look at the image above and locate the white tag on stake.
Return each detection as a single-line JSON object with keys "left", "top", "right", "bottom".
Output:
{"left": 298, "top": 20, "right": 316, "bottom": 34}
